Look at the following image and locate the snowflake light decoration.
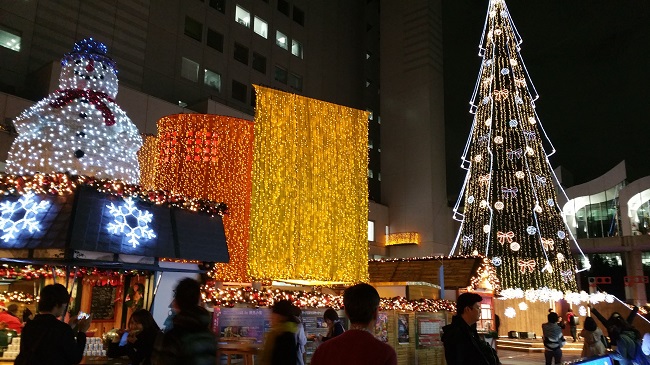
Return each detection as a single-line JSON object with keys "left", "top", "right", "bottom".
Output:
{"left": 0, "top": 193, "right": 50, "bottom": 242}
{"left": 106, "top": 198, "right": 156, "bottom": 247}
{"left": 504, "top": 307, "right": 516, "bottom": 318}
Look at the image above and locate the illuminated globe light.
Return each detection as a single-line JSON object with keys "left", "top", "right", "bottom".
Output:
{"left": 501, "top": 68, "right": 510, "bottom": 75}
{"left": 467, "top": 196, "right": 475, "bottom": 204}
{"left": 515, "top": 171, "right": 525, "bottom": 179}
{"left": 474, "top": 154, "right": 483, "bottom": 162}
{"left": 527, "top": 226, "right": 537, "bottom": 235}
{"left": 494, "top": 28, "right": 502, "bottom": 36}
{"left": 490, "top": 10, "right": 497, "bottom": 18}
{"left": 494, "top": 201, "right": 504, "bottom": 210}
{"left": 492, "top": 257, "right": 502, "bottom": 266}
{"left": 484, "top": 59, "right": 493, "bottom": 67}
{"left": 557, "top": 231, "right": 566, "bottom": 239}
{"left": 510, "top": 242, "right": 520, "bottom": 251}
{"left": 509, "top": 119, "right": 518, "bottom": 127}
{"left": 483, "top": 225, "right": 491, "bottom": 233}
{"left": 483, "top": 96, "right": 491, "bottom": 105}
{"left": 500, "top": 10, "right": 508, "bottom": 17}
{"left": 526, "top": 146, "right": 535, "bottom": 156}
{"left": 480, "top": 200, "right": 488, "bottom": 208}
{"left": 494, "top": 136, "right": 503, "bottom": 144}
{"left": 510, "top": 58, "right": 518, "bottom": 66}
{"left": 534, "top": 204, "right": 543, "bottom": 213}
{"left": 557, "top": 253, "right": 565, "bottom": 262}
{"left": 547, "top": 199, "right": 555, "bottom": 207}
{"left": 515, "top": 95, "right": 523, "bottom": 105}
{"left": 484, "top": 118, "right": 492, "bottom": 127}
{"left": 528, "top": 116, "right": 537, "bottom": 124}
{"left": 472, "top": 250, "right": 479, "bottom": 256}
{"left": 504, "top": 307, "right": 516, "bottom": 318}
{"left": 579, "top": 306, "right": 587, "bottom": 317}
{"left": 518, "top": 302, "right": 528, "bottom": 311}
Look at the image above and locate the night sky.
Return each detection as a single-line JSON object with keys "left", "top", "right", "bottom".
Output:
{"left": 442, "top": 0, "right": 650, "bottom": 199}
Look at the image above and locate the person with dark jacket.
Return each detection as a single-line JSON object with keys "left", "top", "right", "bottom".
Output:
{"left": 108, "top": 309, "right": 161, "bottom": 365}
{"left": 259, "top": 300, "right": 298, "bottom": 365}
{"left": 151, "top": 278, "right": 217, "bottom": 365}
{"left": 14, "top": 283, "right": 91, "bottom": 365}
{"left": 321, "top": 308, "right": 344, "bottom": 341}
{"left": 542, "top": 312, "right": 565, "bottom": 365}
{"left": 442, "top": 292, "right": 500, "bottom": 365}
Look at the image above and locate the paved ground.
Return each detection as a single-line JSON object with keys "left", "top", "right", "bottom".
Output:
{"left": 498, "top": 349, "right": 583, "bottom": 365}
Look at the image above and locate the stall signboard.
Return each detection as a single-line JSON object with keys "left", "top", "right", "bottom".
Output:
{"left": 90, "top": 285, "right": 116, "bottom": 320}
{"left": 398, "top": 313, "right": 409, "bottom": 344}
{"left": 212, "top": 307, "right": 270, "bottom": 343}
{"left": 416, "top": 313, "right": 445, "bottom": 349}
{"left": 375, "top": 311, "right": 388, "bottom": 342}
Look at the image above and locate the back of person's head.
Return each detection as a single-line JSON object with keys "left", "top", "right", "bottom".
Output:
{"left": 567, "top": 308, "right": 573, "bottom": 313}
{"left": 130, "top": 309, "right": 160, "bottom": 332}
{"left": 38, "top": 284, "right": 70, "bottom": 312}
{"left": 173, "top": 278, "right": 201, "bottom": 312}
{"left": 343, "top": 283, "right": 380, "bottom": 325}
{"left": 548, "top": 312, "right": 559, "bottom": 323}
{"left": 323, "top": 308, "right": 339, "bottom": 322}
{"left": 293, "top": 305, "right": 302, "bottom": 318}
{"left": 584, "top": 316, "right": 597, "bottom": 331}
{"left": 272, "top": 300, "right": 297, "bottom": 322}
{"left": 456, "top": 292, "right": 483, "bottom": 316}
{"left": 7, "top": 304, "right": 18, "bottom": 315}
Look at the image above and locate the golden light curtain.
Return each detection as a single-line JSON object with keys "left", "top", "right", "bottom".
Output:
{"left": 155, "top": 114, "right": 254, "bottom": 282}
{"left": 137, "top": 134, "right": 158, "bottom": 190}
{"left": 250, "top": 85, "right": 369, "bottom": 282}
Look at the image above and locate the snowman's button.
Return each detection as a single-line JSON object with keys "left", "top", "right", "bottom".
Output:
{"left": 76, "top": 131, "right": 86, "bottom": 137}
{"left": 74, "top": 150, "right": 85, "bottom": 158}
{"left": 79, "top": 113, "right": 87, "bottom": 119}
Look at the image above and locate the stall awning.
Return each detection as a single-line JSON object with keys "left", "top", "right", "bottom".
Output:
{"left": 369, "top": 257, "right": 483, "bottom": 289}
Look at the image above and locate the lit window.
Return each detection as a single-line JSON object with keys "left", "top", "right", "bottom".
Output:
{"left": 291, "top": 39, "right": 303, "bottom": 58}
{"left": 368, "top": 221, "right": 375, "bottom": 241}
{"left": 181, "top": 57, "right": 199, "bottom": 82}
{"left": 204, "top": 69, "right": 221, "bottom": 91}
{"left": 276, "top": 30, "right": 288, "bottom": 50}
{"left": 288, "top": 73, "right": 302, "bottom": 91}
{"left": 235, "top": 5, "right": 250, "bottom": 27}
{"left": 254, "top": 16, "right": 268, "bottom": 38}
{"left": 368, "top": 169, "right": 373, "bottom": 178}
{"left": 369, "top": 140, "right": 373, "bottom": 149}
{"left": 0, "top": 28, "right": 21, "bottom": 52}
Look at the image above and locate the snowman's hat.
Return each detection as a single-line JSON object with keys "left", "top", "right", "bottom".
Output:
{"left": 61, "top": 37, "right": 116, "bottom": 69}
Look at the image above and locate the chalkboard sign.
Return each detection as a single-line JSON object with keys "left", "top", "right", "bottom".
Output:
{"left": 90, "top": 286, "right": 116, "bottom": 320}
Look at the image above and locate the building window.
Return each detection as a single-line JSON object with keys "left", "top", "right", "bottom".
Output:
{"left": 209, "top": 0, "right": 225, "bottom": 13}
{"left": 234, "top": 43, "right": 249, "bottom": 65}
{"left": 207, "top": 29, "right": 224, "bottom": 52}
{"left": 288, "top": 72, "right": 302, "bottom": 91}
{"left": 368, "top": 221, "right": 375, "bottom": 241}
{"left": 277, "top": 0, "right": 290, "bottom": 16}
{"left": 181, "top": 57, "right": 199, "bottom": 82}
{"left": 0, "top": 27, "right": 21, "bottom": 52}
{"left": 250, "top": 88, "right": 256, "bottom": 107}
{"left": 292, "top": 6, "right": 304, "bottom": 26}
{"left": 276, "top": 30, "right": 288, "bottom": 50}
{"left": 253, "top": 16, "right": 268, "bottom": 38}
{"left": 204, "top": 69, "right": 221, "bottom": 91}
{"left": 235, "top": 5, "right": 250, "bottom": 27}
{"left": 232, "top": 80, "right": 247, "bottom": 103}
{"left": 291, "top": 39, "right": 303, "bottom": 58}
{"left": 378, "top": 172, "right": 381, "bottom": 181}
{"left": 274, "top": 65, "right": 287, "bottom": 84}
{"left": 252, "top": 52, "right": 267, "bottom": 74}
{"left": 368, "top": 169, "right": 373, "bottom": 178}
{"left": 184, "top": 16, "right": 203, "bottom": 42}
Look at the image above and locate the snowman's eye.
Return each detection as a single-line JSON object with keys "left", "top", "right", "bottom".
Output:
{"left": 75, "top": 59, "right": 81, "bottom": 64}
{"left": 100, "top": 75, "right": 104, "bottom": 80}
{"left": 102, "top": 64, "right": 107, "bottom": 70}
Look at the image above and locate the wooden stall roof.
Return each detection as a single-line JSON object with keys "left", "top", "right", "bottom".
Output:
{"left": 368, "top": 257, "right": 483, "bottom": 289}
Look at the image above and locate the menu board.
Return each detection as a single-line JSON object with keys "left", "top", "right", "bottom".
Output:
{"left": 213, "top": 307, "right": 270, "bottom": 343}
{"left": 90, "top": 286, "right": 116, "bottom": 320}
{"left": 416, "top": 314, "right": 445, "bottom": 348}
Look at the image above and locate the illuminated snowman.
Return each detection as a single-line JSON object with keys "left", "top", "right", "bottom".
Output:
{"left": 6, "top": 38, "right": 142, "bottom": 184}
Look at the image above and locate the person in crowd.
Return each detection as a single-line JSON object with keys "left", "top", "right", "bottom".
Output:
{"left": 14, "top": 283, "right": 91, "bottom": 365}
{"left": 151, "top": 278, "right": 216, "bottom": 365}
{"left": 494, "top": 314, "right": 500, "bottom": 337}
{"left": 542, "top": 312, "right": 566, "bottom": 365}
{"left": 579, "top": 316, "right": 606, "bottom": 358}
{"left": 321, "top": 308, "right": 344, "bottom": 341}
{"left": 0, "top": 303, "right": 22, "bottom": 333}
{"left": 566, "top": 308, "right": 578, "bottom": 342}
{"left": 591, "top": 305, "right": 638, "bottom": 346}
{"left": 259, "top": 300, "right": 298, "bottom": 365}
{"left": 442, "top": 292, "right": 499, "bottom": 365}
{"left": 108, "top": 309, "right": 161, "bottom": 365}
{"left": 607, "top": 315, "right": 643, "bottom": 365}
{"left": 21, "top": 307, "right": 33, "bottom": 323}
{"left": 293, "top": 306, "right": 308, "bottom": 365}
{"left": 311, "top": 283, "right": 396, "bottom": 365}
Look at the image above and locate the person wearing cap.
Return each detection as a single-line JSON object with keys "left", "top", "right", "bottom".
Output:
{"left": 0, "top": 302, "right": 22, "bottom": 333}
{"left": 259, "top": 299, "right": 298, "bottom": 365}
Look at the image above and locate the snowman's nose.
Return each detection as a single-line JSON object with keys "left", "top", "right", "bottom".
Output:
{"left": 86, "top": 60, "right": 95, "bottom": 73}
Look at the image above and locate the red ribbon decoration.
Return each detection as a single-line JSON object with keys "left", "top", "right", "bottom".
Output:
{"left": 496, "top": 231, "right": 515, "bottom": 244}
{"left": 50, "top": 88, "right": 116, "bottom": 126}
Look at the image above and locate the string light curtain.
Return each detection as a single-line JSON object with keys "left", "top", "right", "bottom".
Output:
{"left": 137, "top": 135, "right": 158, "bottom": 190}
{"left": 155, "top": 114, "right": 254, "bottom": 282}
{"left": 449, "top": 0, "right": 589, "bottom": 298}
{"left": 250, "top": 85, "right": 369, "bottom": 282}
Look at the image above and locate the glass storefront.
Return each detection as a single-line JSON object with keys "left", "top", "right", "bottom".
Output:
{"left": 563, "top": 183, "right": 624, "bottom": 239}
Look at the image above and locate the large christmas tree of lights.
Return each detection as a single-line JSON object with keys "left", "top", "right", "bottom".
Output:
{"left": 450, "top": 0, "right": 589, "bottom": 300}
{"left": 6, "top": 38, "right": 142, "bottom": 184}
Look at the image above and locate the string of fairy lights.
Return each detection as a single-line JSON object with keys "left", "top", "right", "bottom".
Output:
{"left": 151, "top": 114, "right": 254, "bottom": 282}
{"left": 0, "top": 173, "right": 228, "bottom": 216}
{"left": 249, "top": 85, "right": 369, "bottom": 283}
{"left": 450, "top": 0, "right": 589, "bottom": 299}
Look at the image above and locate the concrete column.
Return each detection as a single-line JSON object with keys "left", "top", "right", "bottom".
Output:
{"left": 623, "top": 250, "right": 647, "bottom": 305}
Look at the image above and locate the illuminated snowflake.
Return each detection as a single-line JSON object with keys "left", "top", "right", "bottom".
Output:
{"left": 0, "top": 193, "right": 49, "bottom": 242}
{"left": 518, "top": 302, "right": 528, "bottom": 311}
{"left": 106, "top": 198, "right": 155, "bottom": 247}
{"left": 579, "top": 306, "right": 587, "bottom": 317}
{"left": 491, "top": 257, "right": 502, "bottom": 267}
{"left": 504, "top": 307, "right": 516, "bottom": 318}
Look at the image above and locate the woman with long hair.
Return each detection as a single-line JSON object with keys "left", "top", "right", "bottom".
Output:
{"left": 579, "top": 317, "right": 606, "bottom": 358}
{"left": 108, "top": 309, "right": 161, "bottom": 365}
{"left": 321, "top": 308, "right": 344, "bottom": 341}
